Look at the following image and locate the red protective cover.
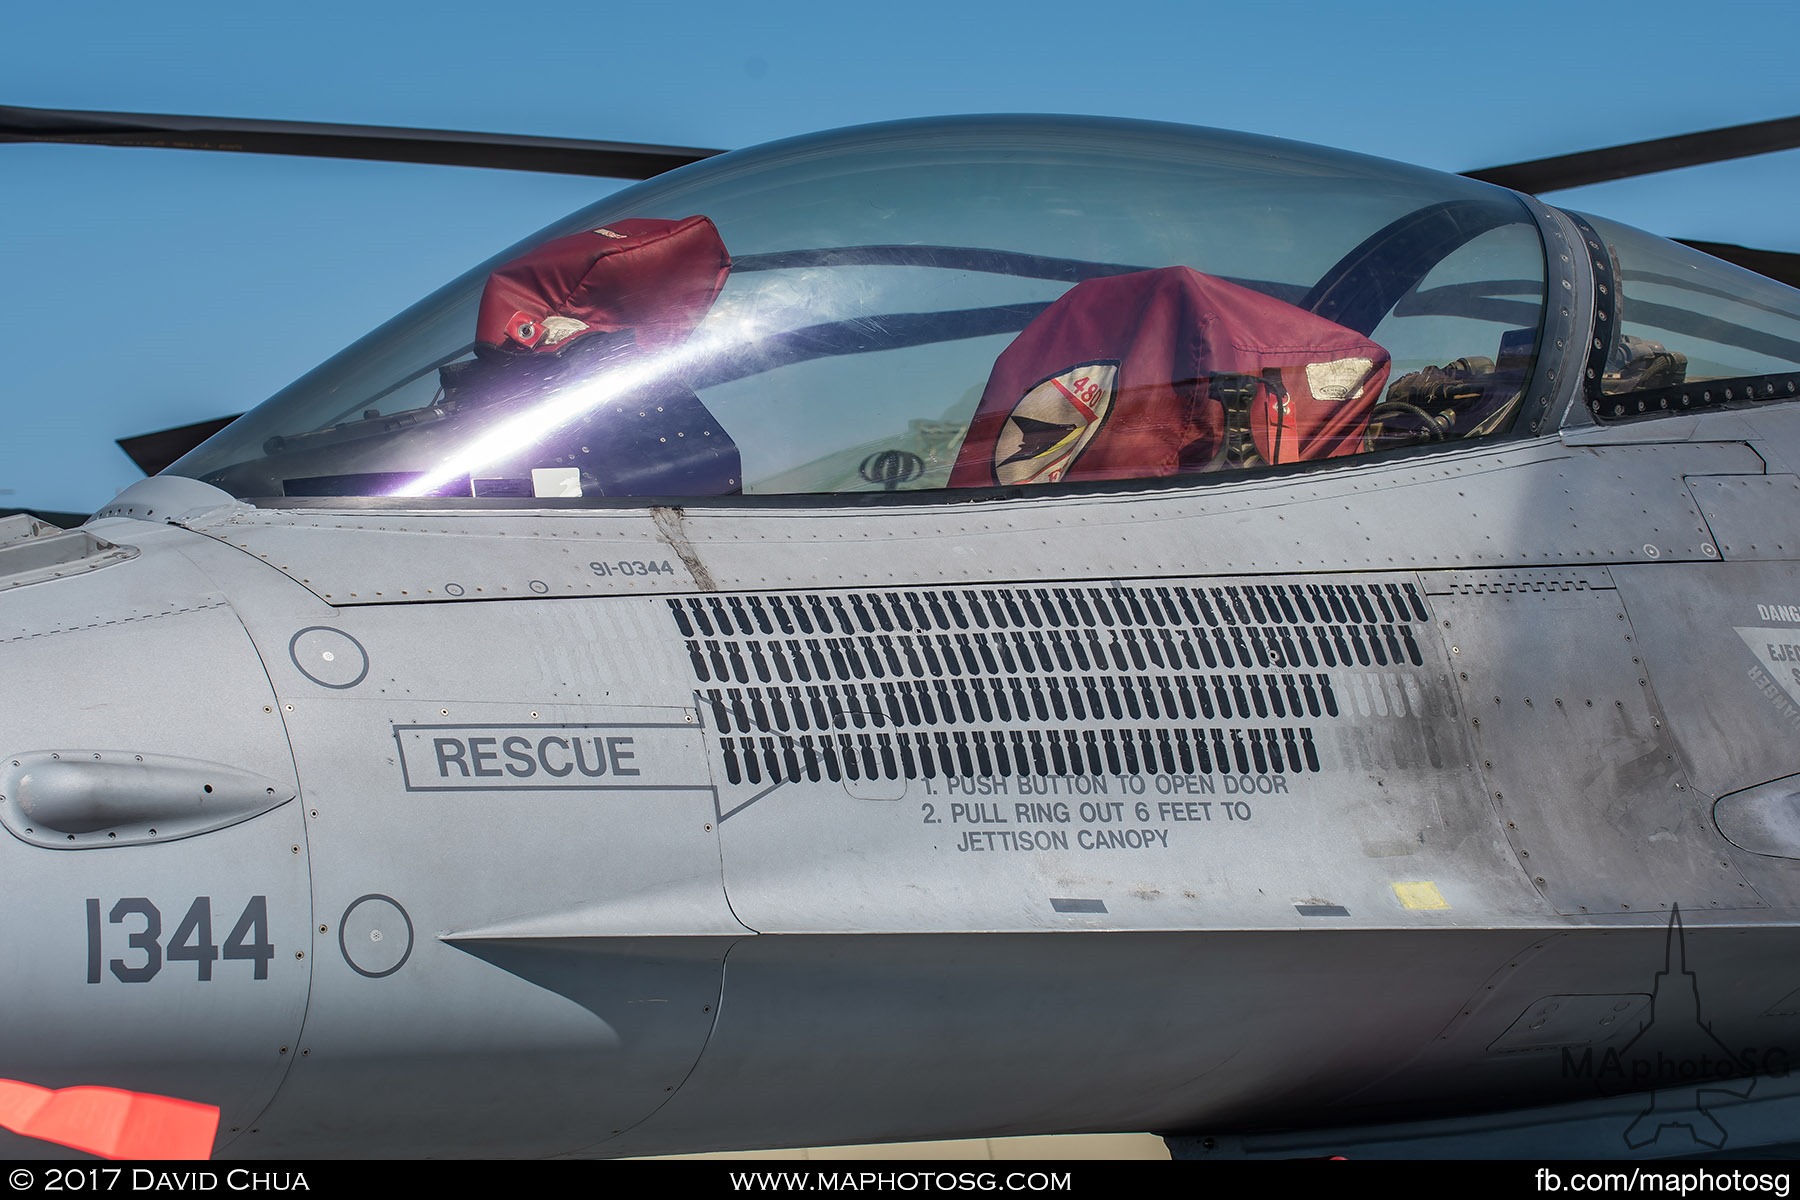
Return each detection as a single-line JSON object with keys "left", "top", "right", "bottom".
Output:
{"left": 475, "top": 215, "right": 731, "bottom": 353}
{"left": 0, "top": 1079, "right": 219, "bottom": 1160}
{"left": 949, "top": 266, "right": 1389, "bottom": 487}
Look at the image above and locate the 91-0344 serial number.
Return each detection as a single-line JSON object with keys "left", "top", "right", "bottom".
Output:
{"left": 589, "top": 560, "right": 676, "bottom": 577}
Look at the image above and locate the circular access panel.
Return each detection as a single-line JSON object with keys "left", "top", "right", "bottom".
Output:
{"left": 338, "top": 893, "right": 415, "bottom": 978}
{"left": 289, "top": 626, "right": 371, "bottom": 689}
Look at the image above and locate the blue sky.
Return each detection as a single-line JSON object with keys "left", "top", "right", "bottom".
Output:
{"left": 4, "top": 0, "right": 1798, "bottom": 514}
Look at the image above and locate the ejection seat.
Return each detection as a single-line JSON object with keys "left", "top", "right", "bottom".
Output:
{"left": 948, "top": 266, "right": 1392, "bottom": 488}
{"left": 439, "top": 215, "right": 743, "bottom": 498}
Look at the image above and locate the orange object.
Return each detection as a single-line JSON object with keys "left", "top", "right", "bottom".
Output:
{"left": 0, "top": 1079, "right": 218, "bottom": 1160}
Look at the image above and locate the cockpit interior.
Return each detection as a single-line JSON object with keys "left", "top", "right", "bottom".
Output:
{"left": 167, "top": 117, "right": 1800, "bottom": 506}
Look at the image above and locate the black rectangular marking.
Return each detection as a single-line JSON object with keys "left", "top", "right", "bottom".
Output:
{"left": 1294, "top": 904, "right": 1350, "bottom": 917}
{"left": 1050, "top": 898, "right": 1108, "bottom": 914}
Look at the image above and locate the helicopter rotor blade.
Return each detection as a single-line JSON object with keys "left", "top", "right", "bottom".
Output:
{"left": 0, "top": 103, "right": 723, "bottom": 180}
{"left": 1672, "top": 240, "right": 1800, "bottom": 290}
{"left": 1463, "top": 114, "right": 1800, "bottom": 194}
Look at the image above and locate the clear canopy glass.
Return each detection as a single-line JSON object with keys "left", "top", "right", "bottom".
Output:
{"left": 170, "top": 116, "right": 1549, "bottom": 504}
{"left": 1578, "top": 213, "right": 1800, "bottom": 415}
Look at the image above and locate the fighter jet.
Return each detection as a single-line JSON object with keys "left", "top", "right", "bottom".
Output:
{"left": 3, "top": 106, "right": 1800, "bottom": 1160}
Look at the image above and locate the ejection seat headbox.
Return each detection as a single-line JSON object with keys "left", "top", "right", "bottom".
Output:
{"left": 438, "top": 215, "right": 743, "bottom": 498}
{"left": 949, "top": 267, "right": 1390, "bottom": 488}
{"left": 476, "top": 215, "right": 733, "bottom": 354}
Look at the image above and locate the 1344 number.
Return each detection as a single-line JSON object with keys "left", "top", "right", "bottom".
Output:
{"left": 85, "top": 896, "right": 274, "bottom": 984}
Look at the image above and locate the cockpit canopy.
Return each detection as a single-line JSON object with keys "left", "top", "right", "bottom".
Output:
{"left": 160, "top": 115, "right": 1800, "bottom": 506}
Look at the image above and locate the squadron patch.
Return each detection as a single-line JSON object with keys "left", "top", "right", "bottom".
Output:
{"left": 993, "top": 361, "right": 1118, "bottom": 485}
{"left": 539, "top": 315, "right": 591, "bottom": 347}
{"left": 1304, "top": 357, "right": 1379, "bottom": 403}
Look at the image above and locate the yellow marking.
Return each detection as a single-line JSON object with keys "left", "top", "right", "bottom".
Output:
{"left": 1393, "top": 880, "right": 1450, "bottom": 910}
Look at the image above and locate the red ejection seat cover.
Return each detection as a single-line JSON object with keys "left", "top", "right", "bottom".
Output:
{"left": 476, "top": 215, "right": 731, "bottom": 354}
{"left": 949, "top": 267, "right": 1390, "bottom": 487}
